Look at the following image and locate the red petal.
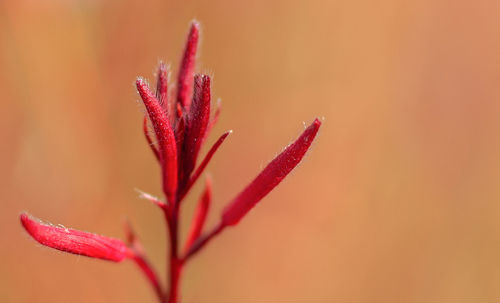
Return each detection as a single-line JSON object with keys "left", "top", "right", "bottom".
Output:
{"left": 176, "top": 21, "right": 199, "bottom": 111}
{"left": 222, "top": 119, "right": 321, "bottom": 226}
{"left": 20, "top": 213, "right": 130, "bottom": 262}
{"left": 136, "top": 78, "right": 178, "bottom": 202}
{"left": 181, "top": 74, "right": 211, "bottom": 186}
{"left": 183, "top": 177, "right": 212, "bottom": 254}
{"left": 155, "top": 62, "right": 169, "bottom": 114}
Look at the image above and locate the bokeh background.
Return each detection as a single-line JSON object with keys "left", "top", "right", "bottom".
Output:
{"left": 2, "top": 0, "right": 500, "bottom": 302}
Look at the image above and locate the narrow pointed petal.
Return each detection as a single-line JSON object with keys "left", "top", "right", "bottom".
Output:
{"left": 184, "top": 177, "right": 212, "bottom": 254}
{"left": 222, "top": 119, "right": 321, "bottom": 226}
{"left": 205, "top": 98, "right": 221, "bottom": 141}
{"left": 177, "top": 21, "right": 199, "bottom": 111}
{"left": 135, "top": 188, "right": 167, "bottom": 209}
{"left": 143, "top": 115, "right": 160, "bottom": 161}
{"left": 20, "top": 213, "right": 130, "bottom": 262}
{"left": 155, "top": 62, "right": 169, "bottom": 113}
{"left": 136, "top": 78, "right": 178, "bottom": 202}
{"left": 178, "top": 130, "right": 231, "bottom": 202}
{"left": 181, "top": 74, "right": 211, "bottom": 185}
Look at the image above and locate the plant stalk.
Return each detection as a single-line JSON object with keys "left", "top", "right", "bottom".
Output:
{"left": 166, "top": 202, "right": 183, "bottom": 303}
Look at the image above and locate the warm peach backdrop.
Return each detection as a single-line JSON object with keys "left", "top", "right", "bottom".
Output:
{"left": 2, "top": 0, "right": 500, "bottom": 302}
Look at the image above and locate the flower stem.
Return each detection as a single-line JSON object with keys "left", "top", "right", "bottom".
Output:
{"left": 166, "top": 204, "right": 183, "bottom": 303}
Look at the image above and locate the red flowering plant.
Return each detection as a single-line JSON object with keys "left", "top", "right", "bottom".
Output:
{"left": 20, "top": 21, "right": 321, "bottom": 303}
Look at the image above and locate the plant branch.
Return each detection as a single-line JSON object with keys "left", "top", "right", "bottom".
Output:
{"left": 183, "top": 221, "right": 225, "bottom": 262}
{"left": 125, "top": 219, "right": 166, "bottom": 303}
{"left": 130, "top": 250, "right": 166, "bottom": 303}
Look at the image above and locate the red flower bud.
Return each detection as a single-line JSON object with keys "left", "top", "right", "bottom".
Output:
{"left": 222, "top": 119, "right": 321, "bottom": 226}
{"left": 177, "top": 21, "right": 199, "bottom": 111}
{"left": 136, "top": 78, "right": 178, "bottom": 202}
{"left": 20, "top": 213, "right": 130, "bottom": 262}
{"left": 181, "top": 74, "right": 211, "bottom": 185}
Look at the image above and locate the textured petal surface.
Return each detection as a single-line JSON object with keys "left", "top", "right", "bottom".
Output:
{"left": 176, "top": 21, "right": 199, "bottom": 111}
{"left": 181, "top": 74, "right": 211, "bottom": 186}
{"left": 20, "top": 213, "right": 129, "bottom": 262}
{"left": 137, "top": 79, "right": 178, "bottom": 202}
{"left": 222, "top": 119, "right": 321, "bottom": 226}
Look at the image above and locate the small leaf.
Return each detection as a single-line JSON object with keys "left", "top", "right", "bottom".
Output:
{"left": 184, "top": 177, "right": 212, "bottom": 254}
{"left": 135, "top": 188, "right": 167, "bottom": 209}
{"left": 20, "top": 213, "right": 130, "bottom": 262}
{"left": 221, "top": 119, "right": 321, "bottom": 226}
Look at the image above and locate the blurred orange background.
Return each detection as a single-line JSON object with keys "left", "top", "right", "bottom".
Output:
{"left": 2, "top": 0, "right": 500, "bottom": 302}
